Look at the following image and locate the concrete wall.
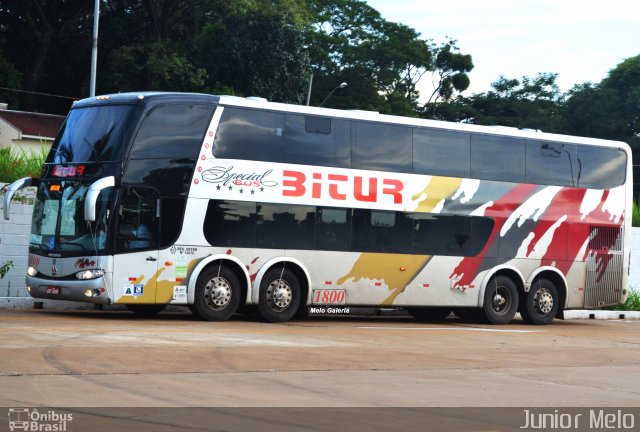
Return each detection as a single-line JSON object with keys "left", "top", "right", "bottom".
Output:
{"left": 1, "top": 197, "right": 640, "bottom": 297}
{"left": 0, "top": 196, "right": 34, "bottom": 297}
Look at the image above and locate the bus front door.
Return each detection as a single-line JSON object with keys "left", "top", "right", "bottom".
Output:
{"left": 113, "top": 186, "right": 160, "bottom": 304}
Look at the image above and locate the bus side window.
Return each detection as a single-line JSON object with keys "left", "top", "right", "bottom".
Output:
{"left": 213, "top": 107, "right": 285, "bottom": 162}
{"left": 413, "top": 128, "right": 471, "bottom": 178}
{"left": 351, "top": 122, "right": 412, "bottom": 173}
{"left": 526, "top": 141, "right": 576, "bottom": 187}
{"left": 255, "top": 203, "right": 315, "bottom": 250}
{"left": 284, "top": 114, "right": 350, "bottom": 168}
{"left": 576, "top": 145, "right": 626, "bottom": 189}
{"left": 471, "top": 134, "right": 525, "bottom": 183}
{"left": 317, "top": 207, "right": 351, "bottom": 251}
{"left": 352, "top": 209, "right": 412, "bottom": 253}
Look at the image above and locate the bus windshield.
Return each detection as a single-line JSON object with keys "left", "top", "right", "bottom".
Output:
{"left": 48, "top": 104, "right": 141, "bottom": 164}
{"left": 29, "top": 181, "right": 112, "bottom": 255}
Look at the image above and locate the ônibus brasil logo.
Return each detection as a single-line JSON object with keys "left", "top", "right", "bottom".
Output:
{"left": 7, "top": 408, "right": 73, "bottom": 431}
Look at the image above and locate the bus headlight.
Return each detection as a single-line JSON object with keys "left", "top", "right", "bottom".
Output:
{"left": 76, "top": 269, "right": 105, "bottom": 280}
{"left": 27, "top": 266, "right": 38, "bottom": 276}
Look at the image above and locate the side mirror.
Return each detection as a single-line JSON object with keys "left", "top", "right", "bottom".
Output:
{"left": 84, "top": 176, "right": 115, "bottom": 222}
{"left": 3, "top": 177, "right": 38, "bottom": 220}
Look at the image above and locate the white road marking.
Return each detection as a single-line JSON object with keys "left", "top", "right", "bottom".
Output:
{"left": 358, "top": 326, "right": 542, "bottom": 333}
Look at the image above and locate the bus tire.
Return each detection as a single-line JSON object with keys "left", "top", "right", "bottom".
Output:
{"left": 482, "top": 275, "right": 519, "bottom": 325}
{"left": 193, "top": 265, "right": 241, "bottom": 321}
{"left": 258, "top": 268, "right": 301, "bottom": 323}
{"left": 408, "top": 307, "right": 451, "bottom": 321}
{"left": 126, "top": 304, "right": 166, "bottom": 316}
{"left": 520, "top": 279, "right": 559, "bottom": 325}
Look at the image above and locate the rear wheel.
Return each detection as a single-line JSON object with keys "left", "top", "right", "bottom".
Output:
{"left": 258, "top": 268, "right": 301, "bottom": 323}
{"left": 408, "top": 307, "right": 451, "bottom": 322}
{"left": 192, "top": 265, "right": 241, "bottom": 321}
{"left": 482, "top": 275, "right": 519, "bottom": 324}
{"left": 520, "top": 279, "right": 559, "bottom": 325}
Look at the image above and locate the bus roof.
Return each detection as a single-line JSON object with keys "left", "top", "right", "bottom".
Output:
{"left": 73, "top": 92, "right": 630, "bottom": 152}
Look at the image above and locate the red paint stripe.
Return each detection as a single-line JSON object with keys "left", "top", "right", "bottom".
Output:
{"left": 450, "top": 184, "right": 538, "bottom": 287}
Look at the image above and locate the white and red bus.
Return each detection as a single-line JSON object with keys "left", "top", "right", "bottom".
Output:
{"left": 4, "top": 92, "right": 632, "bottom": 324}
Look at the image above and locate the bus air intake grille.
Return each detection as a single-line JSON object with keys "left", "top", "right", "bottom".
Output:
{"left": 584, "top": 226, "right": 623, "bottom": 308}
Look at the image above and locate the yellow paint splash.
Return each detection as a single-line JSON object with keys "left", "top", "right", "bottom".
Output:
{"left": 155, "top": 259, "right": 201, "bottom": 303}
{"left": 117, "top": 259, "right": 201, "bottom": 304}
{"left": 412, "top": 176, "right": 462, "bottom": 212}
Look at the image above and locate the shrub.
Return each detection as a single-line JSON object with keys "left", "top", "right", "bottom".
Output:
{"left": 608, "top": 289, "right": 640, "bottom": 311}
{"left": 0, "top": 147, "right": 46, "bottom": 183}
{"left": 0, "top": 261, "right": 13, "bottom": 279}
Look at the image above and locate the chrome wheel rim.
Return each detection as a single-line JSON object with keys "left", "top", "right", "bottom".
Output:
{"left": 491, "top": 286, "right": 511, "bottom": 315}
{"left": 204, "top": 276, "right": 232, "bottom": 310}
{"left": 266, "top": 278, "right": 292, "bottom": 312}
{"left": 533, "top": 287, "right": 554, "bottom": 315}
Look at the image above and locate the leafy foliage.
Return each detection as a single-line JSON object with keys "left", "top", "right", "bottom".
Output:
{"left": 0, "top": 0, "right": 638, "bottom": 175}
{"left": 564, "top": 55, "right": 640, "bottom": 159}
{"left": 633, "top": 201, "right": 640, "bottom": 228}
{"left": 423, "top": 72, "right": 564, "bottom": 131}
{"left": 0, "top": 260, "right": 13, "bottom": 279}
{"left": 0, "top": 0, "right": 475, "bottom": 116}
{"left": 608, "top": 289, "right": 640, "bottom": 311}
{"left": 0, "top": 148, "right": 47, "bottom": 183}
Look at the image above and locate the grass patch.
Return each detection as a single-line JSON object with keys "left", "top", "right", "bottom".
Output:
{"left": 633, "top": 201, "right": 640, "bottom": 228}
{"left": 607, "top": 289, "right": 640, "bottom": 311}
{"left": 0, "top": 147, "right": 46, "bottom": 183}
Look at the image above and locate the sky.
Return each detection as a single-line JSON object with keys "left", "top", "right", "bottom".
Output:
{"left": 365, "top": 0, "right": 640, "bottom": 99}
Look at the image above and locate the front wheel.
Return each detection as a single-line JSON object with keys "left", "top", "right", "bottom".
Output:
{"left": 520, "top": 279, "right": 559, "bottom": 325}
{"left": 258, "top": 268, "right": 301, "bottom": 323}
{"left": 192, "top": 265, "right": 241, "bottom": 321}
{"left": 482, "top": 275, "right": 519, "bottom": 325}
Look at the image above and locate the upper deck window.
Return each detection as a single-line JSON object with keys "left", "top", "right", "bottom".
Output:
{"left": 48, "top": 105, "right": 141, "bottom": 164}
{"left": 576, "top": 145, "right": 626, "bottom": 189}
{"left": 351, "top": 121, "right": 412, "bottom": 173}
{"left": 129, "top": 104, "right": 214, "bottom": 159}
{"left": 213, "top": 107, "right": 285, "bottom": 162}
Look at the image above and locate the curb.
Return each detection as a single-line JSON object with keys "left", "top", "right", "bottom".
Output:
{"left": 2, "top": 298, "right": 639, "bottom": 320}
{"left": 563, "top": 309, "right": 640, "bottom": 320}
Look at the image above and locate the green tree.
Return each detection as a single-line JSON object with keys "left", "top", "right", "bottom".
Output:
{"left": 424, "top": 72, "right": 564, "bottom": 131}
{"left": 100, "top": 0, "right": 208, "bottom": 93}
{"left": 563, "top": 55, "right": 640, "bottom": 150}
{"left": 306, "top": 0, "right": 474, "bottom": 115}
{"left": 0, "top": 33, "right": 23, "bottom": 108}
{"left": 195, "top": 9, "right": 310, "bottom": 103}
{"left": 426, "top": 39, "right": 473, "bottom": 103}
{"left": 0, "top": 0, "right": 89, "bottom": 113}
{"left": 306, "top": 0, "right": 431, "bottom": 114}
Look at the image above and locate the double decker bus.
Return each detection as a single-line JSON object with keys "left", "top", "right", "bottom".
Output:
{"left": 4, "top": 92, "right": 631, "bottom": 324}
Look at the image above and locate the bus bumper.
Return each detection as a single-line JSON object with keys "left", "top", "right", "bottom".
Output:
{"left": 26, "top": 275, "right": 111, "bottom": 305}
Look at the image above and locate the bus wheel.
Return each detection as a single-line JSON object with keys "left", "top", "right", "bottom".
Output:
{"left": 520, "top": 279, "right": 559, "bottom": 325}
{"left": 482, "top": 275, "right": 519, "bottom": 325}
{"left": 407, "top": 307, "right": 451, "bottom": 321}
{"left": 193, "top": 265, "right": 241, "bottom": 321}
{"left": 126, "top": 304, "right": 166, "bottom": 316}
{"left": 258, "top": 268, "right": 301, "bottom": 323}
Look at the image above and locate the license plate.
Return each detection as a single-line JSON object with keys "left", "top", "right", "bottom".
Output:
{"left": 46, "top": 286, "right": 60, "bottom": 295}
{"left": 313, "top": 289, "right": 346, "bottom": 305}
